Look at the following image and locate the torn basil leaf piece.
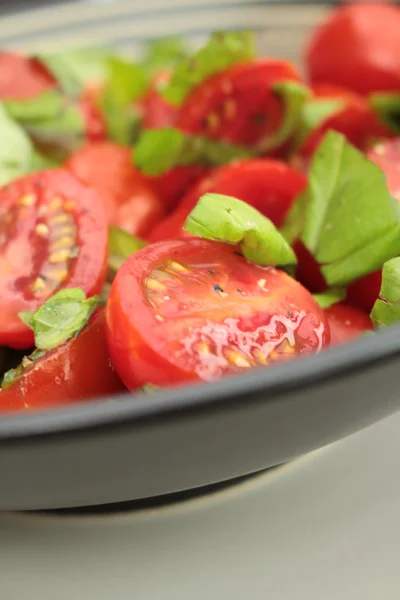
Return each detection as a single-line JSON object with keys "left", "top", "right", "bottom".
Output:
{"left": 108, "top": 227, "right": 147, "bottom": 278}
{"left": 38, "top": 48, "right": 110, "bottom": 98}
{"left": 255, "top": 81, "right": 311, "bottom": 154}
{"left": 281, "top": 131, "right": 400, "bottom": 287}
{"left": 1, "top": 349, "right": 46, "bottom": 390}
{"left": 161, "top": 31, "right": 255, "bottom": 105}
{"left": 184, "top": 193, "right": 297, "bottom": 267}
{"left": 134, "top": 127, "right": 253, "bottom": 176}
{"left": 142, "top": 37, "right": 189, "bottom": 73}
{"left": 370, "top": 92, "right": 400, "bottom": 135}
{"left": 0, "top": 104, "right": 34, "bottom": 186}
{"left": 293, "top": 97, "right": 346, "bottom": 149}
{"left": 20, "top": 288, "right": 100, "bottom": 351}
{"left": 370, "top": 257, "right": 400, "bottom": 327}
{"left": 312, "top": 288, "right": 346, "bottom": 310}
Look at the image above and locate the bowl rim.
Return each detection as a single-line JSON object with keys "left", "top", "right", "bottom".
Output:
{"left": 1, "top": 323, "right": 399, "bottom": 443}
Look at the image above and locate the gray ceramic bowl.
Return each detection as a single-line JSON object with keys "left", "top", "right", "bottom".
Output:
{"left": 1, "top": 0, "right": 399, "bottom": 511}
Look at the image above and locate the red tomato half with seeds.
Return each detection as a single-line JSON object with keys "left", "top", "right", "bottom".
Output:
{"left": 346, "top": 139, "right": 400, "bottom": 313}
{"left": 0, "top": 170, "right": 108, "bottom": 349}
{"left": 298, "top": 84, "right": 392, "bottom": 160}
{"left": 148, "top": 159, "right": 307, "bottom": 242}
{"left": 325, "top": 303, "right": 373, "bottom": 346}
{"left": 0, "top": 52, "right": 55, "bottom": 100}
{"left": 106, "top": 239, "right": 330, "bottom": 389}
{"left": 66, "top": 142, "right": 165, "bottom": 237}
{"left": 0, "top": 310, "right": 126, "bottom": 412}
{"left": 306, "top": 3, "right": 400, "bottom": 96}
{"left": 177, "top": 59, "right": 301, "bottom": 148}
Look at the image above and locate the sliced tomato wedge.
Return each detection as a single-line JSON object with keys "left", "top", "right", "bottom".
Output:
{"left": 139, "top": 70, "right": 179, "bottom": 129}
{"left": 306, "top": 3, "right": 400, "bottom": 96}
{"left": 0, "top": 309, "right": 126, "bottom": 412}
{"left": 0, "top": 52, "right": 55, "bottom": 100}
{"left": 176, "top": 59, "right": 301, "bottom": 148}
{"left": 0, "top": 170, "right": 108, "bottom": 349}
{"left": 325, "top": 303, "right": 373, "bottom": 346}
{"left": 148, "top": 159, "right": 307, "bottom": 242}
{"left": 66, "top": 142, "right": 165, "bottom": 237}
{"left": 106, "top": 239, "right": 330, "bottom": 388}
{"left": 298, "top": 84, "right": 392, "bottom": 160}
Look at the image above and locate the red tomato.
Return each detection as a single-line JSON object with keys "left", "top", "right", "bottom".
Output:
{"left": 306, "top": 3, "right": 400, "bottom": 96}
{"left": 66, "top": 142, "right": 165, "bottom": 237}
{"left": 106, "top": 239, "right": 330, "bottom": 388}
{"left": 346, "top": 138, "right": 400, "bottom": 313}
{"left": 0, "top": 52, "right": 55, "bottom": 100}
{"left": 177, "top": 60, "right": 301, "bottom": 148}
{"left": 147, "top": 165, "right": 208, "bottom": 212}
{"left": 298, "top": 84, "right": 392, "bottom": 160}
{"left": 79, "top": 86, "right": 107, "bottom": 142}
{"left": 0, "top": 310, "right": 126, "bottom": 412}
{"left": 325, "top": 303, "right": 373, "bottom": 346}
{"left": 0, "top": 170, "right": 108, "bottom": 349}
{"left": 149, "top": 159, "right": 307, "bottom": 242}
{"left": 140, "top": 70, "right": 179, "bottom": 129}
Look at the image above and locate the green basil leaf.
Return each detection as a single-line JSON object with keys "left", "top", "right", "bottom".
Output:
{"left": 312, "top": 288, "right": 346, "bottom": 309}
{"left": 134, "top": 127, "right": 253, "bottom": 176}
{"left": 108, "top": 227, "right": 147, "bottom": 277}
{"left": 21, "top": 288, "right": 100, "bottom": 350}
{"left": 143, "top": 37, "right": 188, "bottom": 73}
{"left": 255, "top": 81, "right": 311, "bottom": 153}
{"left": 99, "top": 56, "right": 149, "bottom": 145}
{"left": 5, "top": 90, "right": 85, "bottom": 159}
{"left": 184, "top": 193, "right": 297, "bottom": 267}
{"left": 282, "top": 131, "right": 400, "bottom": 287}
{"left": 293, "top": 98, "right": 346, "bottom": 150}
{"left": 370, "top": 257, "right": 400, "bottom": 327}
{"left": 38, "top": 48, "right": 110, "bottom": 97}
{"left": 370, "top": 93, "right": 400, "bottom": 135}
{"left": 162, "top": 31, "right": 255, "bottom": 105}
{"left": 1, "top": 349, "right": 46, "bottom": 390}
{"left": 0, "top": 104, "right": 34, "bottom": 186}
{"left": 28, "top": 150, "right": 59, "bottom": 172}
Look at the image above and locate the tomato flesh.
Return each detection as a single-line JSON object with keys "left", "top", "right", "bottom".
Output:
{"left": 177, "top": 60, "right": 301, "bottom": 147}
{"left": 0, "top": 309, "right": 126, "bottom": 412}
{"left": 0, "top": 170, "right": 108, "bottom": 349}
{"left": 66, "top": 142, "right": 165, "bottom": 237}
{"left": 0, "top": 53, "right": 55, "bottom": 100}
{"left": 149, "top": 159, "right": 307, "bottom": 242}
{"left": 106, "top": 239, "right": 330, "bottom": 388}
{"left": 325, "top": 303, "right": 373, "bottom": 346}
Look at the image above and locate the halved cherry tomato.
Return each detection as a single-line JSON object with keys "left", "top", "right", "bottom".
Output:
{"left": 106, "top": 239, "right": 330, "bottom": 388}
{"left": 177, "top": 60, "right": 301, "bottom": 149}
{"left": 146, "top": 165, "right": 208, "bottom": 212}
{"left": 148, "top": 159, "right": 307, "bottom": 242}
{"left": 0, "top": 52, "right": 55, "bottom": 100}
{"left": 0, "top": 309, "right": 126, "bottom": 412}
{"left": 0, "top": 170, "right": 108, "bottom": 349}
{"left": 298, "top": 84, "right": 392, "bottom": 160}
{"left": 306, "top": 3, "right": 400, "bottom": 96}
{"left": 66, "top": 142, "right": 165, "bottom": 237}
{"left": 139, "top": 70, "right": 179, "bottom": 129}
{"left": 346, "top": 139, "right": 400, "bottom": 313}
{"left": 325, "top": 303, "right": 373, "bottom": 346}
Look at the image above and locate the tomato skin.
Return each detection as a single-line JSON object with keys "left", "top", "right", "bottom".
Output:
{"left": 106, "top": 239, "right": 330, "bottom": 389}
{"left": 0, "top": 310, "right": 126, "bottom": 412}
{"left": 0, "top": 169, "right": 108, "bottom": 349}
{"left": 140, "top": 70, "right": 179, "bottom": 130}
{"left": 298, "top": 84, "right": 392, "bottom": 160}
{"left": 325, "top": 303, "right": 373, "bottom": 346}
{"left": 0, "top": 53, "right": 55, "bottom": 100}
{"left": 176, "top": 59, "right": 301, "bottom": 149}
{"left": 66, "top": 142, "right": 165, "bottom": 236}
{"left": 306, "top": 3, "right": 400, "bottom": 96}
{"left": 149, "top": 159, "right": 307, "bottom": 242}
{"left": 79, "top": 86, "right": 107, "bottom": 142}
